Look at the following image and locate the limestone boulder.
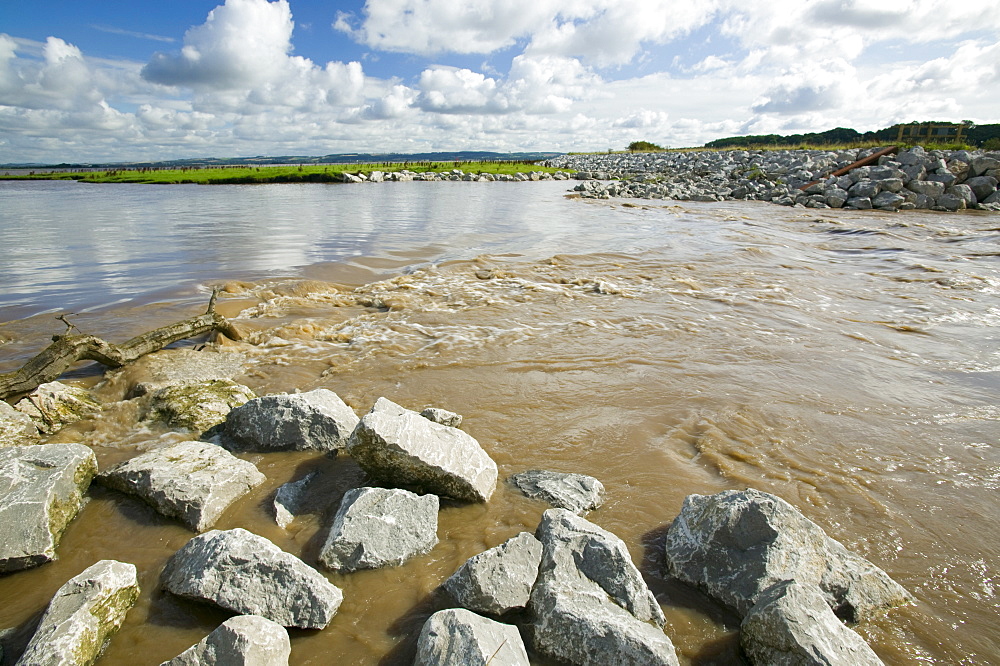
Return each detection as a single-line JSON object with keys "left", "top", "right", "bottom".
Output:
{"left": 414, "top": 608, "right": 529, "bottom": 666}
{"left": 161, "top": 528, "right": 343, "bottom": 629}
{"left": 0, "top": 400, "right": 38, "bottom": 447}
{"left": 964, "top": 175, "right": 998, "bottom": 203}
{"left": 508, "top": 470, "right": 605, "bottom": 515}
{"left": 161, "top": 615, "right": 290, "bottom": 666}
{"left": 15, "top": 381, "right": 100, "bottom": 435}
{"left": 529, "top": 509, "right": 678, "bottom": 666}
{"left": 318, "top": 487, "right": 438, "bottom": 572}
{"left": 419, "top": 407, "right": 463, "bottom": 428}
{"left": 98, "top": 440, "right": 266, "bottom": 532}
{"left": 971, "top": 155, "right": 1000, "bottom": 177}
{"left": 872, "top": 191, "right": 904, "bottom": 210}
{"left": 273, "top": 471, "right": 317, "bottom": 529}
{"left": 118, "top": 350, "right": 248, "bottom": 398}
{"left": 224, "top": 389, "right": 359, "bottom": 453}
{"left": 442, "top": 532, "right": 542, "bottom": 616}
{"left": 664, "top": 489, "right": 912, "bottom": 621}
{"left": 741, "top": 580, "right": 884, "bottom": 665}
{"left": 905, "top": 179, "right": 945, "bottom": 198}
{"left": 18, "top": 560, "right": 139, "bottom": 666}
{"left": 346, "top": 397, "right": 497, "bottom": 502}
{"left": 146, "top": 380, "right": 256, "bottom": 434}
{"left": 0, "top": 443, "right": 97, "bottom": 572}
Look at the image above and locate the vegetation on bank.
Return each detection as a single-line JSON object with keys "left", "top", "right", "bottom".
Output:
{"left": 0, "top": 161, "right": 566, "bottom": 185}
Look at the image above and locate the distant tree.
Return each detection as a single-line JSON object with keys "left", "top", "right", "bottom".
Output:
{"left": 627, "top": 141, "right": 665, "bottom": 152}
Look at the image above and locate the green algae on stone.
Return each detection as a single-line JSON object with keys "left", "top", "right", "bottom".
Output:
{"left": 146, "top": 380, "right": 257, "bottom": 433}
{"left": 15, "top": 381, "right": 102, "bottom": 435}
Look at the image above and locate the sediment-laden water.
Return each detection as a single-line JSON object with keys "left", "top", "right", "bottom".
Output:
{"left": 1, "top": 179, "right": 998, "bottom": 664}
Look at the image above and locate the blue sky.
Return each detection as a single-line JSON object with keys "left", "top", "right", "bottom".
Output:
{"left": 1, "top": 0, "right": 998, "bottom": 163}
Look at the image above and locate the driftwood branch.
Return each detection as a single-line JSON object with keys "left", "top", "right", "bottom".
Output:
{"left": 0, "top": 290, "right": 242, "bottom": 400}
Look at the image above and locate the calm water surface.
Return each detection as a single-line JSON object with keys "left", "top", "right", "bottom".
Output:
{"left": 0, "top": 179, "right": 998, "bottom": 664}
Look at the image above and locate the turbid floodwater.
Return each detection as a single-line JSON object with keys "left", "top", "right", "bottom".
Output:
{"left": 0, "top": 179, "right": 998, "bottom": 664}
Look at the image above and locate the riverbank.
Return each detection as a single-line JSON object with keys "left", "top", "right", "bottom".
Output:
{"left": 549, "top": 146, "right": 1000, "bottom": 212}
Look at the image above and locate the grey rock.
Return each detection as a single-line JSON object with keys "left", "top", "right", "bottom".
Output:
{"left": 845, "top": 197, "right": 872, "bottom": 210}
{"left": 905, "top": 180, "right": 945, "bottom": 198}
{"left": 947, "top": 159, "right": 970, "bottom": 183}
{"left": 0, "top": 443, "right": 97, "bottom": 572}
{"left": 896, "top": 150, "right": 925, "bottom": 167}
{"left": 877, "top": 178, "right": 904, "bottom": 193}
{"left": 273, "top": 471, "right": 317, "bottom": 529}
{"left": 664, "top": 489, "right": 913, "bottom": 621}
{"left": 508, "top": 470, "right": 605, "bottom": 515}
{"left": 937, "top": 193, "right": 966, "bottom": 211}
{"left": 899, "top": 163, "right": 926, "bottom": 182}
{"left": 122, "top": 350, "right": 247, "bottom": 397}
{"left": 18, "top": 559, "right": 139, "bottom": 666}
{"left": 947, "top": 184, "right": 976, "bottom": 207}
{"left": 985, "top": 190, "right": 1000, "bottom": 205}
{"left": 529, "top": 509, "right": 678, "bottom": 666}
{"left": 224, "top": 389, "right": 359, "bottom": 453}
{"left": 0, "top": 401, "right": 38, "bottom": 448}
{"left": 824, "top": 188, "right": 849, "bottom": 209}
{"left": 98, "top": 441, "right": 266, "bottom": 532}
{"left": 741, "top": 580, "right": 884, "bottom": 666}
{"left": 318, "top": 487, "right": 438, "bottom": 572}
{"left": 146, "top": 380, "right": 256, "bottom": 433}
{"left": 442, "top": 532, "right": 542, "bottom": 616}
{"left": 848, "top": 181, "right": 879, "bottom": 199}
{"left": 904, "top": 192, "right": 934, "bottom": 210}
{"left": 971, "top": 156, "right": 1000, "bottom": 177}
{"left": 872, "top": 191, "right": 904, "bottom": 210}
{"left": 346, "top": 397, "right": 497, "bottom": 502}
{"left": 925, "top": 172, "right": 957, "bottom": 186}
{"left": 964, "top": 175, "right": 998, "bottom": 202}
{"left": 161, "top": 528, "right": 343, "bottom": 629}
{"left": 161, "top": 615, "right": 290, "bottom": 666}
{"left": 15, "top": 382, "right": 101, "bottom": 435}
{"left": 419, "top": 407, "right": 463, "bottom": 428}
{"left": 414, "top": 608, "right": 528, "bottom": 666}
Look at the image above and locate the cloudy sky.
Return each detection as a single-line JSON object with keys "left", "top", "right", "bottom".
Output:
{"left": 2, "top": 0, "right": 998, "bottom": 163}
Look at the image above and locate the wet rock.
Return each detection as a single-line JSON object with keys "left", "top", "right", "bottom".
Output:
{"left": 741, "top": 579, "right": 884, "bottom": 665}
{"left": 146, "top": 380, "right": 256, "bottom": 434}
{"left": 18, "top": 559, "right": 140, "bottom": 666}
{"left": 161, "top": 615, "right": 290, "bottom": 666}
{"left": 318, "top": 487, "right": 438, "bottom": 572}
{"left": 664, "top": 489, "right": 912, "bottom": 621}
{"left": 419, "top": 407, "right": 463, "bottom": 428}
{"left": 346, "top": 397, "right": 497, "bottom": 502}
{"left": 161, "top": 528, "right": 343, "bottom": 629}
{"left": 414, "top": 608, "right": 529, "bottom": 666}
{"left": 224, "top": 389, "right": 359, "bottom": 453}
{"left": 937, "top": 193, "right": 966, "bottom": 211}
{"left": 905, "top": 180, "right": 945, "bottom": 198}
{"left": 845, "top": 197, "right": 872, "bottom": 210}
{"left": 964, "top": 175, "right": 998, "bottom": 203}
{"left": 947, "top": 184, "right": 976, "bottom": 208}
{"left": 0, "top": 400, "right": 38, "bottom": 447}
{"left": 529, "top": 509, "right": 678, "bottom": 666}
{"left": 273, "top": 471, "right": 317, "bottom": 529}
{"left": 508, "top": 470, "right": 605, "bottom": 515}
{"left": 98, "top": 440, "right": 266, "bottom": 532}
{"left": 15, "top": 381, "right": 101, "bottom": 435}
{"left": 848, "top": 181, "right": 879, "bottom": 199}
{"left": 0, "top": 443, "right": 97, "bottom": 572}
{"left": 442, "top": 532, "right": 542, "bottom": 616}
{"left": 971, "top": 155, "right": 1000, "bottom": 177}
{"left": 872, "top": 191, "right": 905, "bottom": 210}
{"left": 122, "top": 350, "right": 247, "bottom": 397}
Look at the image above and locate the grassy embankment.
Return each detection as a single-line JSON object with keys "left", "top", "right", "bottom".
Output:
{"left": 0, "top": 161, "right": 565, "bottom": 185}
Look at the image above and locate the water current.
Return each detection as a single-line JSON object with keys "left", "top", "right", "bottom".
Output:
{"left": 0, "top": 179, "right": 998, "bottom": 664}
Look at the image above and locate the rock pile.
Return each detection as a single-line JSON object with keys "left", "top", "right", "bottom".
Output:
{"left": 337, "top": 168, "right": 572, "bottom": 183}
{"left": 548, "top": 147, "right": 1000, "bottom": 212}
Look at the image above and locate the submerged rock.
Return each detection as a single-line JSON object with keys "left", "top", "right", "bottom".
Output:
{"left": 664, "top": 488, "right": 912, "bottom": 621}
{"left": 146, "top": 380, "right": 256, "bottom": 434}
{"left": 161, "top": 615, "right": 291, "bottom": 666}
{"left": 346, "top": 397, "right": 497, "bottom": 502}
{"left": 224, "top": 389, "right": 359, "bottom": 453}
{"left": 414, "top": 608, "right": 529, "bottom": 666}
{"left": 121, "top": 350, "right": 247, "bottom": 398}
{"left": 0, "top": 400, "right": 38, "bottom": 447}
{"left": 161, "top": 528, "right": 343, "bottom": 629}
{"left": 442, "top": 532, "right": 542, "bottom": 616}
{"left": 18, "top": 559, "right": 140, "bottom": 666}
{"left": 318, "top": 487, "right": 438, "bottom": 572}
{"left": 273, "top": 471, "right": 318, "bottom": 529}
{"left": 15, "top": 381, "right": 101, "bottom": 435}
{"left": 508, "top": 470, "right": 605, "bottom": 514}
{"left": 741, "top": 579, "right": 885, "bottom": 666}
{"left": 0, "top": 442, "right": 97, "bottom": 572}
{"left": 98, "top": 440, "right": 266, "bottom": 532}
{"left": 529, "top": 509, "right": 678, "bottom": 666}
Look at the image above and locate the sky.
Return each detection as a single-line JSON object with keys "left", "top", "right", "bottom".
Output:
{"left": 1, "top": 0, "right": 998, "bottom": 163}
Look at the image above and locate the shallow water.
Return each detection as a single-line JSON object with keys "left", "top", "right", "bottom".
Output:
{"left": 1, "top": 180, "right": 998, "bottom": 664}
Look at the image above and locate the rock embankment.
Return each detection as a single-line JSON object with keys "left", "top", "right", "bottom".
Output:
{"left": 336, "top": 168, "right": 571, "bottom": 183}
{"left": 548, "top": 147, "right": 1000, "bottom": 212}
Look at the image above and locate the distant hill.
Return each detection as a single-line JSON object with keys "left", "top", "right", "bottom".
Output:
{"left": 1, "top": 151, "right": 564, "bottom": 170}
{"left": 705, "top": 123, "right": 1000, "bottom": 149}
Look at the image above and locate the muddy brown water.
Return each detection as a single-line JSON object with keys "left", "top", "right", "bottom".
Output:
{"left": 0, "top": 180, "right": 998, "bottom": 664}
